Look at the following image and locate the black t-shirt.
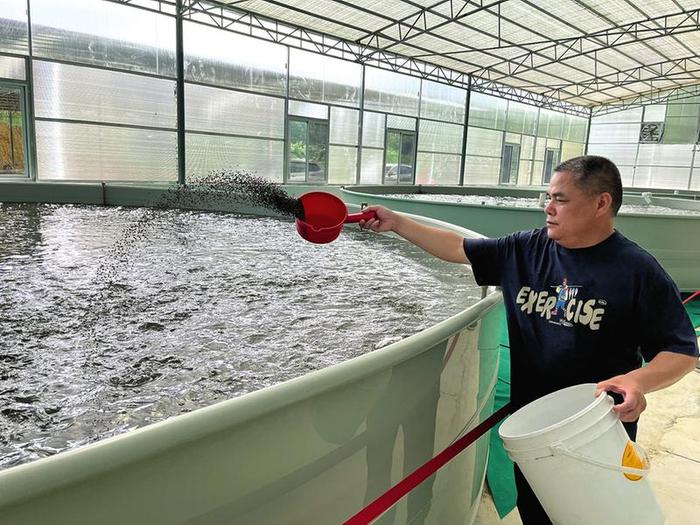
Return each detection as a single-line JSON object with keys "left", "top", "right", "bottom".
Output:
{"left": 464, "top": 228, "right": 699, "bottom": 409}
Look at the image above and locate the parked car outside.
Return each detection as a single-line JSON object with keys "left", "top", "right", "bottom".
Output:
{"left": 384, "top": 164, "right": 414, "bottom": 184}
{"left": 289, "top": 159, "right": 325, "bottom": 183}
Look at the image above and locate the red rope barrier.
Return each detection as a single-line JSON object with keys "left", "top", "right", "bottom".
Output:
{"left": 344, "top": 289, "right": 696, "bottom": 523}
{"left": 343, "top": 403, "right": 511, "bottom": 525}
{"left": 682, "top": 290, "right": 700, "bottom": 305}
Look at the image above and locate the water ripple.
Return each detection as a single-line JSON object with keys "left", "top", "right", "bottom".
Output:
{"left": 0, "top": 202, "right": 479, "bottom": 469}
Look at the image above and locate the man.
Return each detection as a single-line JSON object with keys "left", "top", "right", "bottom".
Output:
{"left": 359, "top": 155, "right": 699, "bottom": 524}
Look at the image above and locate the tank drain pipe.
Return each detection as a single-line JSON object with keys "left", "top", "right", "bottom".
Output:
{"left": 101, "top": 182, "right": 106, "bottom": 206}
{"left": 343, "top": 403, "right": 511, "bottom": 525}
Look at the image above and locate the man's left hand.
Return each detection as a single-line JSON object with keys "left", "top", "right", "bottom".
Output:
{"left": 595, "top": 375, "right": 647, "bottom": 422}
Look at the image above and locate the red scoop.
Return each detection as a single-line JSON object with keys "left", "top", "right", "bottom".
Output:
{"left": 295, "top": 191, "right": 377, "bottom": 244}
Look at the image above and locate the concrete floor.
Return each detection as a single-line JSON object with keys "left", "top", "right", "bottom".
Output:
{"left": 475, "top": 361, "right": 700, "bottom": 525}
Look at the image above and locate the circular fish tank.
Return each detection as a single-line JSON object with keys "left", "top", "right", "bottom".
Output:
{"left": 0, "top": 201, "right": 481, "bottom": 469}
{"left": 0, "top": 181, "right": 503, "bottom": 525}
{"left": 341, "top": 185, "right": 700, "bottom": 292}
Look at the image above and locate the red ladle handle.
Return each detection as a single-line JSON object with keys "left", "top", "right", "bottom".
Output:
{"left": 345, "top": 210, "right": 377, "bottom": 224}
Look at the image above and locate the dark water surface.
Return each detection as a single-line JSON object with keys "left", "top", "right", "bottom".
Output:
{"left": 0, "top": 203, "right": 479, "bottom": 469}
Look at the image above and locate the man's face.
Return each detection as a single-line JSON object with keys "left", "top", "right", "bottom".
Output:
{"left": 544, "top": 171, "right": 604, "bottom": 247}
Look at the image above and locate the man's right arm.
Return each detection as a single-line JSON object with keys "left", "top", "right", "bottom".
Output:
{"left": 360, "top": 205, "right": 470, "bottom": 264}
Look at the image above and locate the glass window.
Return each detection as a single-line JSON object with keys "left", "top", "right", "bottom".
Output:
{"left": 0, "top": 55, "right": 25, "bottom": 80}
{"left": 33, "top": 61, "right": 177, "bottom": 129}
{"left": 416, "top": 153, "right": 461, "bottom": 185}
{"left": 36, "top": 121, "right": 177, "bottom": 181}
{"left": 32, "top": 0, "right": 176, "bottom": 76}
{"left": 364, "top": 67, "right": 420, "bottom": 116}
{"left": 518, "top": 160, "right": 533, "bottom": 185}
{"left": 663, "top": 97, "right": 700, "bottom": 144}
{"left": 289, "top": 48, "right": 361, "bottom": 107}
{"left": 506, "top": 101, "right": 537, "bottom": 135}
{"left": 539, "top": 109, "right": 564, "bottom": 139}
{"left": 185, "top": 83, "right": 283, "bottom": 138}
{"left": 547, "top": 138, "right": 561, "bottom": 149}
{"left": 0, "top": 84, "right": 27, "bottom": 177}
{"left": 463, "top": 155, "right": 500, "bottom": 185}
{"left": 329, "top": 107, "right": 359, "bottom": 146}
{"left": 504, "top": 132, "right": 521, "bottom": 145}
{"left": 500, "top": 143, "right": 520, "bottom": 184}
{"left": 634, "top": 166, "right": 691, "bottom": 189}
{"left": 534, "top": 137, "right": 546, "bottom": 160}
{"left": 384, "top": 130, "right": 415, "bottom": 184}
{"left": 520, "top": 135, "right": 535, "bottom": 159}
{"left": 466, "top": 127, "right": 503, "bottom": 157}
{"left": 362, "top": 112, "right": 385, "bottom": 148}
{"left": 690, "top": 168, "right": 700, "bottom": 190}
{"left": 184, "top": 22, "right": 286, "bottom": 95}
{"left": 360, "top": 148, "right": 383, "bottom": 184}
{"left": 564, "top": 114, "right": 588, "bottom": 143}
{"left": 587, "top": 143, "right": 639, "bottom": 166}
{"left": 0, "top": 0, "right": 29, "bottom": 55}
{"left": 289, "top": 100, "right": 328, "bottom": 120}
{"left": 590, "top": 107, "right": 643, "bottom": 124}
{"left": 420, "top": 79, "right": 466, "bottom": 124}
{"left": 543, "top": 148, "right": 561, "bottom": 183}
{"left": 643, "top": 105, "right": 666, "bottom": 122}
{"left": 328, "top": 146, "right": 357, "bottom": 184}
{"left": 561, "top": 141, "right": 585, "bottom": 162}
{"left": 186, "top": 133, "right": 283, "bottom": 182}
{"left": 588, "top": 123, "right": 641, "bottom": 143}
{"left": 637, "top": 144, "right": 694, "bottom": 167}
{"left": 533, "top": 161, "right": 544, "bottom": 182}
{"left": 288, "top": 118, "right": 328, "bottom": 183}
{"left": 468, "top": 92, "right": 507, "bottom": 130}
{"left": 418, "top": 120, "right": 463, "bottom": 154}
{"left": 386, "top": 114, "right": 416, "bottom": 131}
{"left": 618, "top": 165, "right": 634, "bottom": 186}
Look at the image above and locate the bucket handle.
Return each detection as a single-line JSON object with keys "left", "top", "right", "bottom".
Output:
{"left": 550, "top": 441, "right": 650, "bottom": 479}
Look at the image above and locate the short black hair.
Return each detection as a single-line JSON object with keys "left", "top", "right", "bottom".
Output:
{"left": 554, "top": 155, "right": 623, "bottom": 215}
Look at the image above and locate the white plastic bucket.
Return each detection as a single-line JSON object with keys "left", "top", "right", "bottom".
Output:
{"left": 499, "top": 383, "right": 664, "bottom": 525}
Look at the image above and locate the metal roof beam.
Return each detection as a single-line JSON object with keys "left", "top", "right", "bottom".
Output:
{"left": 619, "top": 0, "right": 698, "bottom": 70}
{"left": 184, "top": 1, "right": 366, "bottom": 59}
{"left": 475, "top": 8, "right": 700, "bottom": 82}
{"left": 470, "top": 77, "right": 591, "bottom": 117}
{"left": 107, "top": 0, "right": 593, "bottom": 114}
{"left": 541, "top": 57, "right": 700, "bottom": 100}
{"left": 451, "top": 0, "right": 644, "bottom": 99}
{"left": 204, "top": 1, "right": 604, "bottom": 105}
{"left": 591, "top": 83, "right": 700, "bottom": 116}
{"left": 355, "top": 2, "right": 621, "bottom": 105}
{"left": 106, "top": 0, "right": 177, "bottom": 14}
{"left": 210, "top": 0, "right": 633, "bottom": 106}
{"left": 565, "top": 0, "right": 688, "bottom": 95}
{"left": 357, "top": 0, "right": 507, "bottom": 49}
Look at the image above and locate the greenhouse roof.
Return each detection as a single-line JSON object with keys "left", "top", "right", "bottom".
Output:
{"left": 207, "top": 0, "right": 700, "bottom": 112}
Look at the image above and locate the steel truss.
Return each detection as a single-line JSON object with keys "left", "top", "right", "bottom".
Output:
{"left": 474, "top": 9, "right": 700, "bottom": 80}
{"left": 356, "top": 0, "right": 509, "bottom": 51}
{"left": 105, "top": 0, "right": 591, "bottom": 116}
{"left": 333, "top": 0, "right": 686, "bottom": 104}
{"left": 106, "top": 0, "right": 700, "bottom": 118}
{"left": 544, "top": 57, "right": 700, "bottom": 104}
{"left": 591, "top": 84, "right": 700, "bottom": 116}
{"left": 220, "top": 0, "right": 700, "bottom": 107}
